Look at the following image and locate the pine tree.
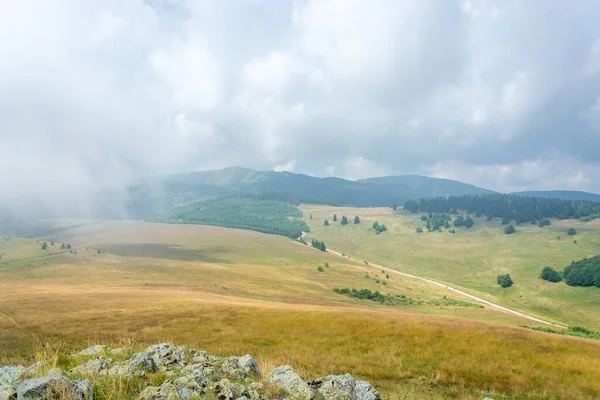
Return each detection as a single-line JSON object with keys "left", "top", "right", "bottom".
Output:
{"left": 324, "top": 219, "right": 329, "bottom": 226}
{"left": 354, "top": 216, "right": 360, "bottom": 224}
{"left": 341, "top": 216, "right": 348, "bottom": 225}
{"left": 333, "top": 214, "right": 337, "bottom": 222}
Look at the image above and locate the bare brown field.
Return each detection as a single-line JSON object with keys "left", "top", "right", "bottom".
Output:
{"left": 1, "top": 221, "right": 600, "bottom": 399}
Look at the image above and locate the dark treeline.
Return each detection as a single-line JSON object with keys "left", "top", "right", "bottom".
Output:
{"left": 311, "top": 239, "right": 327, "bottom": 252}
{"left": 404, "top": 194, "right": 600, "bottom": 223}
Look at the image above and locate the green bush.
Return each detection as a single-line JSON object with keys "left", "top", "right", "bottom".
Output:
{"left": 504, "top": 225, "right": 515, "bottom": 234}
{"left": 540, "top": 266, "right": 562, "bottom": 282}
{"left": 497, "top": 273, "right": 513, "bottom": 288}
{"left": 317, "top": 266, "right": 324, "bottom": 272}
{"left": 567, "top": 227, "right": 577, "bottom": 236}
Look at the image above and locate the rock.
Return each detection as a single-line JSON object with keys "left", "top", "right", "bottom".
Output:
{"left": 0, "top": 365, "right": 27, "bottom": 398}
{"left": 353, "top": 380, "right": 381, "bottom": 400}
{"left": 267, "top": 365, "right": 314, "bottom": 400}
{"left": 70, "top": 357, "right": 112, "bottom": 376}
{"left": 129, "top": 352, "right": 158, "bottom": 374}
{"left": 16, "top": 375, "right": 92, "bottom": 400}
{"left": 483, "top": 398, "right": 494, "bottom": 400}
{"left": 143, "top": 382, "right": 180, "bottom": 400}
{"left": 77, "top": 345, "right": 109, "bottom": 356}
{"left": 72, "top": 380, "right": 93, "bottom": 399}
{"left": 0, "top": 384, "right": 17, "bottom": 400}
{"left": 237, "top": 355, "right": 261, "bottom": 378}
{"left": 309, "top": 374, "right": 381, "bottom": 400}
{"left": 145, "top": 344, "right": 187, "bottom": 369}
{"left": 138, "top": 386, "right": 160, "bottom": 400}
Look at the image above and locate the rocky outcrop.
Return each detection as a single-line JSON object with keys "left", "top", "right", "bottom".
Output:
{"left": 1, "top": 343, "right": 381, "bottom": 399}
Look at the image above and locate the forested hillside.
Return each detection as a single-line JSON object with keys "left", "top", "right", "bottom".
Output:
{"left": 157, "top": 197, "right": 309, "bottom": 238}
{"left": 404, "top": 194, "right": 600, "bottom": 223}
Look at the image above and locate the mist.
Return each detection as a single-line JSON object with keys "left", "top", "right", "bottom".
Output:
{"left": 2, "top": 0, "right": 600, "bottom": 227}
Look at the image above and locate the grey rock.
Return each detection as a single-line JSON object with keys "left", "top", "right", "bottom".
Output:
{"left": 237, "top": 355, "right": 261, "bottom": 378}
{"left": 72, "top": 380, "right": 93, "bottom": 400}
{"left": 77, "top": 346, "right": 108, "bottom": 356}
{"left": 0, "top": 366, "right": 27, "bottom": 400}
{"left": 353, "top": 380, "right": 381, "bottom": 400}
{"left": 310, "top": 374, "right": 381, "bottom": 400}
{"left": 0, "top": 366, "right": 26, "bottom": 386}
{"left": 138, "top": 386, "right": 159, "bottom": 400}
{"left": 16, "top": 375, "right": 91, "bottom": 400}
{"left": 145, "top": 344, "right": 186, "bottom": 369}
{"left": 130, "top": 352, "right": 158, "bottom": 374}
{"left": 70, "top": 357, "right": 112, "bottom": 376}
{"left": 267, "top": 365, "right": 313, "bottom": 400}
{"left": 26, "top": 363, "right": 42, "bottom": 376}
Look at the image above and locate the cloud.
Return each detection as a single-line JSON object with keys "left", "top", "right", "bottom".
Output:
{"left": 2, "top": 0, "right": 600, "bottom": 204}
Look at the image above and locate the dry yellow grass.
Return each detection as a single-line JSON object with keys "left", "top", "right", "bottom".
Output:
{"left": 1, "top": 221, "right": 600, "bottom": 399}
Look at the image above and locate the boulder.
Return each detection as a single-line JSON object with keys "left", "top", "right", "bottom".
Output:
{"left": 145, "top": 344, "right": 186, "bottom": 369}
{"left": 129, "top": 352, "right": 158, "bottom": 374}
{"left": 267, "top": 365, "right": 314, "bottom": 400}
{"left": 77, "top": 345, "right": 108, "bottom": 356}
{"left": 309, "top": 374, "right": 381, "bottom": 400}
{"left": 70, "top": 357, "right": 112, "bottom": 376}
{"left": 16, "top": 375, "right": 92, "bottom": 400}
{"left": 237, "top": 355, "right": 261, "bottom": 377}
{"left": 0, "top": 366, "right": 27, "bottom": 400}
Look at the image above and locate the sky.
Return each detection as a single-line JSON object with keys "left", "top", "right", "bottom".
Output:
{"left": 2, "top": 0, "right": 600, "bottom": 197}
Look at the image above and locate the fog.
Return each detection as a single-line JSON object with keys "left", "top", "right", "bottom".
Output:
{"left": 2, "top": 0, "right": 600, "bottom": 227}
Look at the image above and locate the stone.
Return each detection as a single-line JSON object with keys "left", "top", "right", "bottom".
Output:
{"left": 16, "top": 375, "right": 92, "bottom": 400}
{"left": 0, "top": 366, "right": 26, "bottom": 386}
{"left": 309, "top": 374, "right": 381, "bottom": 400}
{"left": 72, "top": 380, "right": 93, "bottom": 400}
{"left": 145, "top": 344, "right": 187, "bottom": 369}
{"left": 70, "top": 357, "right": 112, "bottom": 376}
{"left": 353, "top": 380, "right": 381, "bottom": 400}
{"left": 129, "top": 352, "right": 158, "bottom": 374}
{"left": 77, "top": 345, "right": 109, "bottom": 356}
{"left": 237, "top": 355, "right": 261, "bottom": 378}
{"left": 267, "top": 365, "right": 313, "bottom": 400}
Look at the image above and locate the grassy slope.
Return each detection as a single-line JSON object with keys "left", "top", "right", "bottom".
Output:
{"left": 1, "top": 221, "right": 600, "bottom": 399}
{"left": 302, "top": 205, "right": 600, "bottom": 330}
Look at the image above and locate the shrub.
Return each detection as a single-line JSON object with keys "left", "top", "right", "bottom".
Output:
{"left": 420, "top": 215, "right": 428, "bottom": 221}
{"left": 504, "top": 225, "right": 515, "bottom": 234}
{"left": 317, "top": 266, "right": 324, "bottom": 272}
{"left": 497, "top": 273, "right": 513, "bottom": 288}
{"left": 416, "top": 227, "right": 423, "bottom": 233}
{"left": 567, "top": 228, "right": 577, "bottom": 236}
{"left": 540, "top": 266, "right": 562, "bottom": 282}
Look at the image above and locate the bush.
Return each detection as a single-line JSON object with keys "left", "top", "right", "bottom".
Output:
{"left": 504, "top": 225, "right": 515, "bottom": 234}
{"left": 317, "top": 266, "right": 324, "bottom": 272}
{"left": 567, "top": 228, "right": 577, "bottom": 236}
{"left": 353, "top": 216, "right": 360, "bottom": 224}
{"left": 416, "top": 227, "right": 423, "bottom": 233}
{"left": 497, "top": 273, "right": 513, "bottom": 288}
{"left": 540, "top": 266, "right": 562, "bottom": 282}
{"left": 420, "top": 215, "right": 428, "bottom": 221}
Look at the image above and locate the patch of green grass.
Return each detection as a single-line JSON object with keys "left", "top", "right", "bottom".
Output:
{"left": 302, "top": 205, "right": 600, "bottom": 329}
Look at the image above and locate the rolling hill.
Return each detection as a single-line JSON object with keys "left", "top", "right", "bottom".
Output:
{"left": 128, "top": 167, "right": 494, "bottom": 214}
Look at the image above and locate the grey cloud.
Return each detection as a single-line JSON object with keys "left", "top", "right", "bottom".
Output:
{"left": 2, "top": 0, "right": 600, "bottom": 207}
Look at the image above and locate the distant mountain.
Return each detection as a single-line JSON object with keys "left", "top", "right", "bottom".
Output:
{"left": 125, "top": 167, "right": 495, "bottom": 215}
{"left": 359, "top": 175, "right": 495, "bottom": 198}
{"left": 511, "top": 190, "right": 600, "bottom": 202}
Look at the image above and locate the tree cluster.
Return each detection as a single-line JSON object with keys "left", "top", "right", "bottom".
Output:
{"left": 311, "top": 239, "right": 327, "bottom": 252}
{"left": 563, "top": 255, "right": 600, "bottom": 287}
{"left": 404, "top": 194, "right": 600, "bottom": 224}
{"left": 159, "top": 197, "right": 310, "bottom": 239}
{"left": 372, "top": 221, "right": 387, "bottom": 235}
{"left": 540, "top": 266, "right": 562, "bottom": 282}
{"left": 333, "top": 288, "right": 385, "bottom": 303}
{"left": 497, "top": 273, "right": 513, "bottom": 288}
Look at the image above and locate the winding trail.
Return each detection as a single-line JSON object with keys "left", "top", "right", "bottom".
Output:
{"left": 301, "top": 232, "right": 567, "bottom": 328}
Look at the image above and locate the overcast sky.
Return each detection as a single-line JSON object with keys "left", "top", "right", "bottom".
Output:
{"left": 2, "top": 0, "right": 600, "bottom": 195}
